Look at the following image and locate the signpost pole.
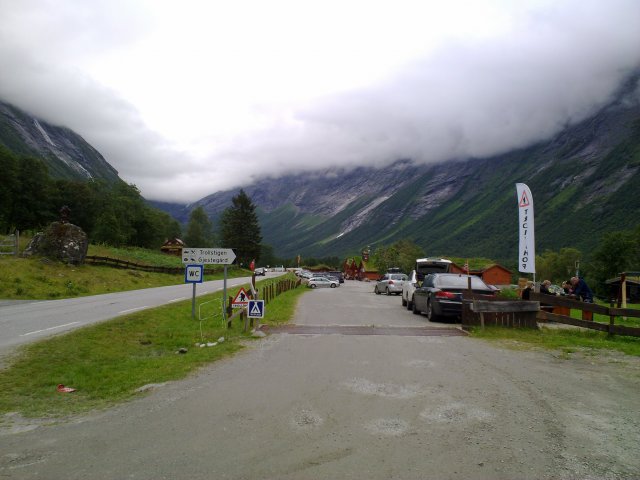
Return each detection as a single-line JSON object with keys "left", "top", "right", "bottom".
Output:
{"left": 191, "top": 283, "right": 197, "bottom": 319}
{"left": 223, "top": 265, "right": 228, "bottom": 324}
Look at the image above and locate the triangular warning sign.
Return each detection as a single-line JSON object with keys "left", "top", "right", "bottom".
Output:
{"left": 519, "top": 190, "right": 530, "bottom": 207}
{"left": 232, "top": 287, "right": 249, "bottom": 305}
{"left": 250, "top": 302, "right": 262, "bottom": 315}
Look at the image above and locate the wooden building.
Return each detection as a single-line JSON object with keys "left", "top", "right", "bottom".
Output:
{"left": 160, "top": 238, "right": 185, "bottom": 256}
{"left": 450, "top": 263, "right": 512, "bottom": 286}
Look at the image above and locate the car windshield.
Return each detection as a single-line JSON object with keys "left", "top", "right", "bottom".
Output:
{"left": 390, "top": 274, "right": 407, "bottom": 280}
{"left": 435, "top": 275, "right": 489, "bottom": 289}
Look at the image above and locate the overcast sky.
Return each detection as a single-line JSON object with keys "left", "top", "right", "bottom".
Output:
{"left": 1, "top": 0, "right": 639, "bottom": 203}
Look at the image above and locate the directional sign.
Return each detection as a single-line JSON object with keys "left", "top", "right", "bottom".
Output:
{"left": 247, "top": 300, "right": 265, "bottom": 319}
{"left": 231, "top": 287, "right": 250, "bottom": 308}
{"left": 182, "top": 248, "right": 236, "bottom": 265}
{"left": 184, "top": 264, "right": 204, "bottom": 283}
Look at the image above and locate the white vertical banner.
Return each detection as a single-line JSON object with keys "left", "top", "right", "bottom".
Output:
{"left": 516, "top": 183, "right": 535, "bottom": 273}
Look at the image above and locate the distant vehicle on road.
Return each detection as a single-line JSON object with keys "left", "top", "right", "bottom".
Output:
{"left": 412, "top": 273, "right": 494, "bottom": 321}
{"left": 403, "top": 258, "right": 452, "bottom": 310}
{"left": 375, "top": 273, "right": 408, "bottom": 295}
{"left": 254, "top": 267, "right": 266, "bottom": 276}
{"left": 308, "top": 276, "right": 339, "bottom": 289}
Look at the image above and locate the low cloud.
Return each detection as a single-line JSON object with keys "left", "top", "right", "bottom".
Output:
{"left": 1, "top": 0, "right": 639, "bottom": 203}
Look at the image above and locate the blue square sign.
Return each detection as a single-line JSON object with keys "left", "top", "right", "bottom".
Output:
{"left": 247, "top": 299, "right": 265, "bottom": 318}
{"left": 185, "top": 264, "right": 204, "bottom": 283}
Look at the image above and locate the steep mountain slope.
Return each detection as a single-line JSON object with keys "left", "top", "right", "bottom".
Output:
{"left": 164, "top": 74, "right": 640, "bottom": 265}
{"left": 0, "top": 100, "right": 120, "bottom": 183}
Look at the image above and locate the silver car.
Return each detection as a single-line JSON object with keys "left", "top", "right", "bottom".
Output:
{"left": 374, "top": 273, "right": 408, "bottom": 295}
{"left": 308, "top": 276, "right": 339, "bottom": 289}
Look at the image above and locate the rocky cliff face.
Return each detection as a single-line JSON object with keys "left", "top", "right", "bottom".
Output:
{"left": 0, "top": 100, "right": 120, "bottom": 182}
{"left": 163, "top": 73, "right": 640, "bottom": 264}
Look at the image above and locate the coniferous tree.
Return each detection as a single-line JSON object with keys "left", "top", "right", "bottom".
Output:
{"left": 220, "top": 189, "right": 262, "bottom": 267}
{"left": 184, "top": 206, "right": 214, "bottom": 247}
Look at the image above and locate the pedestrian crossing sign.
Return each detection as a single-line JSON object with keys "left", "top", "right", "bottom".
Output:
{"left": 231, "top": 287, "right": 250, "bottom": 308}
{"left": 247, "top": 300, "right": 265, "bottom": 319}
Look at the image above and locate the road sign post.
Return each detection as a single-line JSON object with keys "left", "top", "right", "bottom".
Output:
{"left": 184, "top": 265, "right": 204, "bottom": 319}
{"left": 182, "top": 249, "right": 235, "bottom": 321}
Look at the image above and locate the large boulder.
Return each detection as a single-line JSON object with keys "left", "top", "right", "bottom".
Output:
{"left": 22, "top": 222, "right": 88, "bottom": 264}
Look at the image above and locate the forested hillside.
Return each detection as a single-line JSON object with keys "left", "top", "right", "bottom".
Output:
{"left": 162, "top": 74, "right": 640, "bottom": 266}
{"left": 0, "top": 145, "right": 181, "bottom": 247}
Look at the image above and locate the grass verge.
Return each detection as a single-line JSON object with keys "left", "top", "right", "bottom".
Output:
{"left": 0, "top": 275, "right": 306, "bottom": 418}
{"left": 469, "top": 325, "right": 640, "bottom": 357}
{"left": 0, "top": 253, "right": 250, "bottom": 300}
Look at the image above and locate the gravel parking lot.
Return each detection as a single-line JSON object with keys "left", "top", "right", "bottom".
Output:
{"left": 2, "top": 280, "right": 639, "bottom": 479}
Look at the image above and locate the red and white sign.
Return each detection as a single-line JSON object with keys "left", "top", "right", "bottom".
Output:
{"left": 231, "top": 287, "right": 250, "bottom": 308}
{"left": 516, "top": 183, "right": 536, "bottom": 274}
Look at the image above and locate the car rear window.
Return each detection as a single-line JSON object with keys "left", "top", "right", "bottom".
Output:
{"left": 390, "top": 274, "right": 407, "bottom": 280}
{"left": 435, "top": 275, "right": 488, "bottom": 289}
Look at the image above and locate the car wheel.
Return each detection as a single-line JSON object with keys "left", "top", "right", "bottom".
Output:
{"left": 310, "top": 284, "right": 317, "bottom": 289}
{"left": 407, "top": 297, "right": 413, "bottom": 310}
{"left": 386, "top": 288, "right": 391, "bottom": 296}
{"left": 330, "top": 283, "right": 336, "bottom": 288}
{"left": 426, "top": 300, "right": 439, "bottom": 321}
{"left": 412, "top": 299, "right": 421, "bottom": 315}
{"left": 375, "top": 287, "right": 380, "bottom": 295}
{"left": 401, "top": 296, "right": 407, "bottom": 307}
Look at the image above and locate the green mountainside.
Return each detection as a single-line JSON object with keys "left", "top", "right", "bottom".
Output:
{"left": 164, "top": 74, "right": 640, "bottom": 267}
{"left": 0, "top": 100, "right": 120, "bottom": 183}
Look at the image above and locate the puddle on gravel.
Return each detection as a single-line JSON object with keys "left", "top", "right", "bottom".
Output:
{"left": 364, "top": 418, "right": 409, "bottom": 436}
{"left": 342, "top": 378, "right": 422, "bottom": 399}
{"left": 405, "top": 359, "right": 436, "bottom": 368}
{"left": 420, "top": 402, "right": 493, "bottom": 423}
{"left": 290, "top": 409, "right": 324, "bottom": 431}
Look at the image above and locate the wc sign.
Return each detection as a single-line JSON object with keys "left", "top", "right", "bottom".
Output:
{"left": 185, "top": 264, "right": 204, "bottom": 283}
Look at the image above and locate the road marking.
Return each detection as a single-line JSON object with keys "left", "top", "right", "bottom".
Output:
{"left": 21, "top": 322, "right": 80, "bottom": 336}
{"left": 119, "top": 306, "right": 149, "bottom": 314}
{"left": 168, "top": 297, "right": 186, "bottom": 303}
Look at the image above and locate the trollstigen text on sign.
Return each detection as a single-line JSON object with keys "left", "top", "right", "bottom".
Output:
{"left": 181, "top": 248, "right": 236, "bottom": 265}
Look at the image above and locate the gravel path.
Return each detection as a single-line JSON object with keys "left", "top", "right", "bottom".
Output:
{"left": 1, "top": 281, "right": 639, "bottom": 479}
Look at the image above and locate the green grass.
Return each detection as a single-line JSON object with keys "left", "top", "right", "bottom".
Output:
{"left": 566, "top": 300, "right": 640, "bottom": 328}
{"left": 0, "top": 244, "right": 251, "bottom": 300}
{"left": 0, "top": 274, "right": 306, "bottom": 418}
{"left": 470, "top": 326, "right": 640, "bottom": 357}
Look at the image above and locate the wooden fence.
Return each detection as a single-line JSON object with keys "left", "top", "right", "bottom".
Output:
{"left": 84, "top": 255, "right": 186, "bottom": 274}
{"left": 461, "top": 292, "right": 539, "bottom": 328}
{"left": 530, "top": 292, "right": 640, "bottom": 337}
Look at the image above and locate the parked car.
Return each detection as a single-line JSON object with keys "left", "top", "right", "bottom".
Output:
{"left": 375, "top": 273, "right": 408, "bottom": 295}
{"left": 328, "top": 271, "right": 345, "bottom": 283}
{"left": 412, "top": 273, "right": 495, "bottom": 321}
{"left": 254, "top": 267, "right": 266, "bottom": 276}
{"left": 402, "top": 258, "right": 452, "bottom": 310}
{"left": 307, "top": 276, "right": 339, "bottom": 288}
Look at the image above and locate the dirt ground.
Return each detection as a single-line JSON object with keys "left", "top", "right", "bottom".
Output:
{"left": 1, "top": 281, "right": 639, "bottom": 479}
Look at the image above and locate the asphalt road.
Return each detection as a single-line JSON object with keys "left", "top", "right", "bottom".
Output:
{"left": 0, "top": 273, "right": 271, "bottom": 353}
{"left": 1, "top": 281, "right": 639, "bottom": 479}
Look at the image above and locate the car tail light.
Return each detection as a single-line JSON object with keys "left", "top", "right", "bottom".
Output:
{"left": 435, "top": 291, "right": 457, "bottom": 299}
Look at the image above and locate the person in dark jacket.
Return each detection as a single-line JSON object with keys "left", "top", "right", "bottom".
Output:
{"left": 540, "top": 280, "right": 553, "bottom": 295}
{"left": 570, "top": 276, "right": 593, "bottom": 303}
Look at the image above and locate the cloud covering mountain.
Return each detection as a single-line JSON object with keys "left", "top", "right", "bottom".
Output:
{"left": 1, "top": 0, "right": 639, "bottom": 202}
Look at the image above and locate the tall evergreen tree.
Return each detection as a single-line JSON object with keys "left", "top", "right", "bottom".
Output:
{"left": 220, "top": 190, "right": 262, "bottom": 267}
{"left": 184, "top": 206, "right": 214, "bottom": 247}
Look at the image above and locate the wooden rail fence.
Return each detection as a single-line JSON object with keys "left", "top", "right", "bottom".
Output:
{"left": 84, "top": 255, "right": 215, "bottom": 274}
{"left": 462, "top": 291, "right": 640, "bottom": 337}
{"left": 530, "top": 292, "right": 640, "bottom": 337}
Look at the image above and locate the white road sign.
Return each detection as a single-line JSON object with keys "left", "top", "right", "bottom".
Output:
{"left": 181, "top": 248, "right": 236, "bottom": 265}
